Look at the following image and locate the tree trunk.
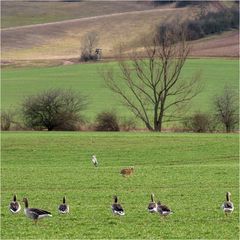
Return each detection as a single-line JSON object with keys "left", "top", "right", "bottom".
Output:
{"left": 154, "top": 120, "right": 161, "bottom": 132}
{"left": 145, "top": 122, "right": 154, "bottom": 131}
{"left": 226, "top": 123, "right": 230, "bottom": 133}
{"left": 47, "top": 126, "right": 54, "bottom": 131}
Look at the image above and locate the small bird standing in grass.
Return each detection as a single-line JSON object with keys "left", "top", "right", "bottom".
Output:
{"left": 111, "top": 196, "right": 125, "bottom": 216}
{"left": 9, "top": 194, "right": 21, "bottom": 214}
{"left": 147, "top": 193, "right": 157, "bottom": 213}
{"left": 157, "top": 200, "right": 173, "bottom": 216}
{"left": 221, "top": 192, "right": 234, "bottom": 215}
{"left": 58, "top": 196, "right": 69, "bottom": 214}
{"left": 23, "top": 197, "right": 52, "bottom": 224}
{"left": 92, "top": 155, "right": 98, "bottom": 167}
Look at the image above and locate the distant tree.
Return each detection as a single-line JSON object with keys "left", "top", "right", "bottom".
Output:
{"left": 103, "top": 24, "right": 202, "bottom": 132}
{"left": 22, "top": 89, "right": 87, "bottom": 131}
{"left": 80, "top": 32, "right": 99, "bottom": 62}
{"left": 213, "top": 88, "right": 239, "bottom": 133}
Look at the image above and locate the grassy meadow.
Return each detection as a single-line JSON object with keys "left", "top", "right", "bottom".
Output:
{"left": 1, "top": 58, "right": 238, "bottom": 127}
{"left": 1, "top": 132, "right": 239, "bottom": 239}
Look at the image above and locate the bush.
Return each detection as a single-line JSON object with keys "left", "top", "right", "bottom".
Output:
{"left": 22, "top": 89, "right": 87, "bottom": 131}
{"left": 183, "top": 112, "right": 214, "bottom": 133}
{"left": 80, "top": 51, "right": 98, "bottom": 62}
{"left": 95, "top": 111, "right": 120, "bottom": 131}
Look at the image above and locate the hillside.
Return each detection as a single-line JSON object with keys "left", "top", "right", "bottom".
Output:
{"left": 1, "top": 7, "right": 191, "bottom": 61}
{"left": 1, "top": 1, "right": 160, "bottom": 28}
{"left": 1, "top": 1, "right": 239, "bottom": 66}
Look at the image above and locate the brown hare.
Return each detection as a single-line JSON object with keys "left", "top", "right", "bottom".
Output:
{"left": 120, "top": 167, "right": 134, "bottom": 177}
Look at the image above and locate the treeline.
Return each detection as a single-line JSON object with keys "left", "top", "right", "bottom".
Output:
{"left": 157, "top": 8, "right": 239, "bottom": 42}
{"left": 152, "top": 0, "right": 202, "bottom": 7}
{"left": 185, "top": 8, "right": 239, "bottom": 40}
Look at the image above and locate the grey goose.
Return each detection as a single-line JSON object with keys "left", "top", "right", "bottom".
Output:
{"left": 111, "top": 196, "right": 125, "bottom": 216}
{"left": 9, "top": 195, "right": 21, "bottom": 214}
{"left": 147, "top": 193, "right": 157, "bottom": 213}
{"left": 23, "top": 197, "right": 52, "bottom": 223}
{"left": 157, "top": 201, "right": 173, "bottom": 216}
{"left": 58, "top": 196, "right": 69, "bottom": 214}
{"left": 221, "top": 192, "right": 234, "bottom": 215}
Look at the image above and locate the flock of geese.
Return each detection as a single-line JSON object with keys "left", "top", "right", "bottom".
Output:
{"left": 9, "top": 192, "right": 234, "bottom": 224}
{"left": 8, "top": 155, "right": 234, "bottom": 223}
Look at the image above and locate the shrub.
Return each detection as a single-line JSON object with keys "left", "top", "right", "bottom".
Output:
{"left": 183, "top": 112, "right": 214, "bottom": 133}
{"left": 80, "top": 51, "right": 98, "bottom": 62}
{"left": 95, "top": 111, "right": 120, "bottom": 131}
{"left": 22, "top": 89, "right": 87, "bottom": 131}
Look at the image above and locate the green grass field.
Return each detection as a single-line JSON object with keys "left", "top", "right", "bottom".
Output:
{"left": 1, "top": 132, "right": 239, "bottom": 239}
{"left": 1, "top": 58, "right": 238, "bottom": 127}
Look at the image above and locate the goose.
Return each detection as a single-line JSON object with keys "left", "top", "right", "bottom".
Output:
{"left": 92, "top": 155, "right": 98, "bottom": 167}
{"left": 157, "top": 201, "right": 173, "bottom": 216}
{"left": 23, "top": 197, "right": 52, "bottom": 223}
{"left": 111, "top": 196, "right": 125, "bottom": 216}
{"left": 9, "top": 194, "right": 21, "bottom": 213}
{"left": 147, "top": 193, "right": 157, "bottom": 213}
{"left": 58, "top": 196, "right": 69, "bottom": 214}
{"left": 221, "top": 192, "right": 234, "bottom": 215}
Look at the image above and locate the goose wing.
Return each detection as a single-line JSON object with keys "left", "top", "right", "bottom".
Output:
{"left": 29, "top": 208, "right": 51, "bottom": 215}
{"left": 224, "top": 201, "right": 233, "bottom": 209}
{"left": 112, "top": 203, "right": 124, "bottom": 212}
{"left": 158, "top": 204, "right": 171, "bottom": 213}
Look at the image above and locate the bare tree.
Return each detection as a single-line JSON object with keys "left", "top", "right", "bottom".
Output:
{"left": 214, "top": 87, "right": 239, "bottom": 133}
{"left": 103, "top": 25, "right": 202, "bottom": 131}
{"left": 80, "top": 32, "right": 99, "bottom": 62}
{"left": 22, "top": 89, "right": 88, "bottom": 131}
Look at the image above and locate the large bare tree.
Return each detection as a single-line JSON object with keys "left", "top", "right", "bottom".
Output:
{"left": 103, "top": 26, "right": 202, "bottom": 131}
